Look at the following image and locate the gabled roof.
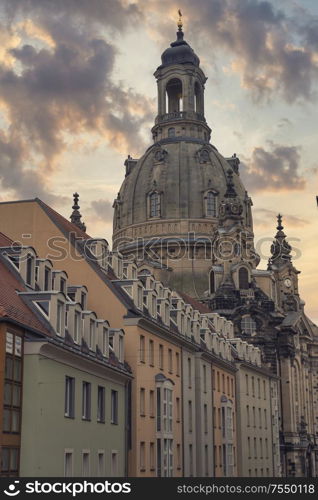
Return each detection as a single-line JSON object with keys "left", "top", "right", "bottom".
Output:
{"left": 0, "top": 253, "right": 52, "bottom": 336}
{"left": 177, "top": 291, "right": 212, "bottom": 315}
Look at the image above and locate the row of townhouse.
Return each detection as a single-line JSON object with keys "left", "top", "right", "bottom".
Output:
{"left": 0, "top": 198, "right": 281, "bottom": 477}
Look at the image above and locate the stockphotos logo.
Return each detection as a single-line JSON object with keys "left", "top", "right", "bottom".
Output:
{"left": 4, "top": 481, "right": 20, "bottom": 496}
{"left": 3, "top": 481, "right": 131, "bottom": 497}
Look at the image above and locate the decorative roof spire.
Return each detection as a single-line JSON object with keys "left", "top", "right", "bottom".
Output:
{"left": 268, "top": 214, "right": 292, "bottom": 268}
{"left": 176, "top": 9, "right": 184, "bottom": 41}
{"left": 70, "top": 192, "right": 86, "bottom": 232}
{"left": 177, "top": 9, "right": 183, "bottom": 31}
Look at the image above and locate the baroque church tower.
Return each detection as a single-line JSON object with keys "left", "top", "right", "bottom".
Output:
{"left": 113, "top": 16, "right": 318, "bottom": 476}
{"left": 112, "top": 14, "right": 256, "bottom": 298}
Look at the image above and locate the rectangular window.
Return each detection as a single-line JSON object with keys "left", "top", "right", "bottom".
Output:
{"left": 247, "top": 405, "right": 250, "bottom": 427}
{"left": 60, "top": 277, "right": 66, "bottom": 293}
{"left": 248, "top": 437, "right": 251, "bottom": 458}
{"left": 150, "top": 442, "right": 155, "bottom": 471}
{"left": 44, "top": 266, "right": 51, "bottom": 290}
{"left": 150, "top": 390, "right": 155, "bottom": 417}
{"left": 245, "top": 374, "right": 249, "bottom": 395}
{"left": 168, "top": 349, "right": 173, "bottom": 373}
{"left": 176, "top": 397, "right": 180, "bottom": 422}
{"left": 74, "top": 311, "right": 81, "bottom": 344}
{"left": 82, "top": 382, "right": 91, "bottom": 420}
{"left": 203, "top": 365, "right": 207, "bottom": 393}
{"left": 159, "top": 344, "right": 164, "bottom": 369}
{"left": 177, "top": 444, "right": 181, "bottom": 470}
{"left": 259, "top": 408, "right": 262, "bottom": 428}
{"left": 65, "top": 376, "right": 75, "bottom": 418}
{"left": 89, "top": 319, "right": 95, "bottom": 349}
{"left": 188, "top": 358, "right": 192, "bottom": 388}
{"left": 218, "top": 408, "right": 221, "bottom": 429}
{"left": 4, "top": 333, "right": 23, "bottom": 434}
{"left": 140, "top": 388, "right": 146, "bottom": 416}
{"left": 140, "top": 442, "right": 145, "bottom": 471}
{"left": 264, "top": 409, "right": 267, "bottom": 429}
{"left": 64, "top": 451, "right": 73, "bottom": 477}
{"left": 212, "top": 369, "right": 215, "bottom": 390}
{"left": 156, "top": 388, "right": 161, "bottom": 431}
{"left": 139, "top": 335, "right": 145, "bottom": 363}
{"left": 111, "top": 390, "right": 118, "bottom": 424}
{"left": 258, "top": 378, "right": 261, "bottom": 399}
{"left": 97, "top": 386, "right": 105, "bottom": 423}
{"left": 102, "top": 327, "right": 108, "bottom": 356}
{"left": 265, "top": 438, "right": 269, "bottom": 459}
{"left": 111, "top": 452, "right": 118, "bottom": 477}
{"left": 231, "top": 378, "right": 234, "bottom": 397}
{"left": 176, "top": 352, "right": 180, "bottom": 376}
{"left": 214, "top": 445, "right": 217, "bottom": 468}
{"left": 205, "top": 445, "right": 209, "bottom": 476}
{"left": 149, "top": 340, "right": 154, "bottom": 366}
{"left": 188, "top": 400, "right": 193, "bottom": 432}
{"left": 254, "top": 437, "right": 257, "bottom": 459}
{"left": 82, "top": 451, "right": 90, "bottom": 477}
{"left": 260, "top": 438, "right": 263, "bottom": 459}
{"left": 252, "top": 376, "right": 255, "bottom": 397}
{"left": 222, "top": 374, "right": 225, "bottom": 393}
{"left": 26, "top": 254, "right": 33, "bottom": 285}
{"left": 57, "top": 300, "right": 64, "bottom": 335}
{"left": 221, "top": 407, "right": 226, "bottom": 437}
{"left": 253, "top": 406, "right": 256, "bottom": 427}
{"left": 227, "top": 376, "right": 230, "bottom": 396}
{"left": 98, "top": 451, "right": 105, "bottom": 477}
{"left": 263, "top": 380, "right": 267, "bottom": 399}
{"left": 204, "top": 404, "right": 208, "bottom": 434}
{"left": 213, "top": 407, "right": 216, "bottom": 428}
{"left": 189, "top": 444, "right": 193, "bottom": 477}
{"left": 217, "top": 371, "right": 220, "bottom": 392}
{"left": 1, "top": 447, "right": 19, "bottom": 474}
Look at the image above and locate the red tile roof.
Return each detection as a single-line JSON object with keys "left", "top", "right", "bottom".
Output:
{"left": 36, "top": 198, "right": 92, "bottom": 241}
{"left": 0, "top": 254, "right": 51, "bottom": 336}
{"left": 0, "top": 232, "right": 14, "bottom": 247}
{"left": 178, "top": 291, "right": 212, "bottom": 314}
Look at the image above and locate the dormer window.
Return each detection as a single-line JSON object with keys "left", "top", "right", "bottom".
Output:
{"left": 73, "top": 310, "right": 81, "bottom": 344}
{"left": 26, "top": 254, "right": 33, "bottom": 286}
{"left": 149, "top": 191, "right": 161, "bottom": 218}
{"left": 44, "top": 266, "right": 51, "bottom": 291}
{"left": 81, "top": 292, "right": 87, "bottom": 310}
{"left": 60, "top": 278, "right": 66, "bottom": 294}
{"left": 205, "top": 191, "right": 217, "bottom": 217}
{"left": 89, "top": 320, "right": 95, "bottom": 350}
{"left": 56, "top": 300, "right": 65, "bottom": 336}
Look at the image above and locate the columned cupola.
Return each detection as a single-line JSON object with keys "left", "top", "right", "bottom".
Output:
{"left": 152, "top": 12, "right": 211, "bottom": 144}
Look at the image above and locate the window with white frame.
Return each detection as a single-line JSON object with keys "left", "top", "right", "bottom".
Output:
{"left": 89, "top": 319, "right": 95, "bottom": 349}
{"left": 149, "top": 192, "right": 161, "bottom": 218}
{"left": 103, "top": 327, "right": 108, "bottom": 356}
{"left": 64, "top": 450, "right": 73, "bottom": 477}
{"left": 82, "top": 382, "right": 91, "bottom": 420}
{"left": 205, "top": 191, "right": 217, "bottom": 217}
{"left": 74, "top": 311, "right": 81, "bottom": 344}
{"left": 57, "top": 300, "right": 65, "bottom": 336}
{"left": 65, "top": 376, "right": 75, "bottom": 418}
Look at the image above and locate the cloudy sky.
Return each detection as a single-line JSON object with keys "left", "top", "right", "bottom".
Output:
{"left": 0, "top": 0, "right": 318, "bottom": 320}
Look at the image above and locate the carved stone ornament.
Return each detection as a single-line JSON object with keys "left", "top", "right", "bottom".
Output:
{"left": 154, "top": 148, "right": 168, "bottom": 163}
{"left": 197, "top": 147, "right": 210, "bottom": 163}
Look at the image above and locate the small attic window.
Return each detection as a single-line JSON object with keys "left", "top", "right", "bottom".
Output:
{"left": 34, "top": 300, "right": 50, "bottom": 317}
{"left": 8, "top": 255, "right": 20, "bottom": 269}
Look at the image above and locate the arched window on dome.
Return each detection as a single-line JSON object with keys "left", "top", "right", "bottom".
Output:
{"left": 148, "top": 191, "right": 161, "bottom": 218}
{"left": 209, "top": 269, "right": 215, "bottom": 294}
{"left": 241, "top": 315, "right": 256, "bottom": 336}
{"left": 166, "top": 78, "right": 183, "bottom": 114}
{"left": 204, "top": 191, "right": 217, "bottom": 218}
{"left": 168, "top": 127, "right": 175, "bottom": 138}
{"left": 238, "top": 267, "right": 249, "bottom": 289}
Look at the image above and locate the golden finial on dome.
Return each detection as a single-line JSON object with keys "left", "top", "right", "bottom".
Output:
{"left": 177, "top": 9, "right": 183, "bottom": 31}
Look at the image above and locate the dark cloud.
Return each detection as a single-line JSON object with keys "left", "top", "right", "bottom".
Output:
{"left": 0, "top": 1, "right": 152, "bottom": 202}
{"left": 91, "top": 199, "right": 114, "bottom": 222}
{"left": 240, "top": 142, "right": 306, "bottom": 192}
{"left": 253, "top": 208, "right": 309, "bottom": 229}
{"left": 140, "top": 0, "right": 318, "bottom": 103}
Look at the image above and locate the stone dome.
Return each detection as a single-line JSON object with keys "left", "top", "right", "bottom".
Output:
{"left": 160, "top": 31, "right": 200, "bottom": 68}
{"left": 113, "top": 141, "right": 250, "bottom": 242}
